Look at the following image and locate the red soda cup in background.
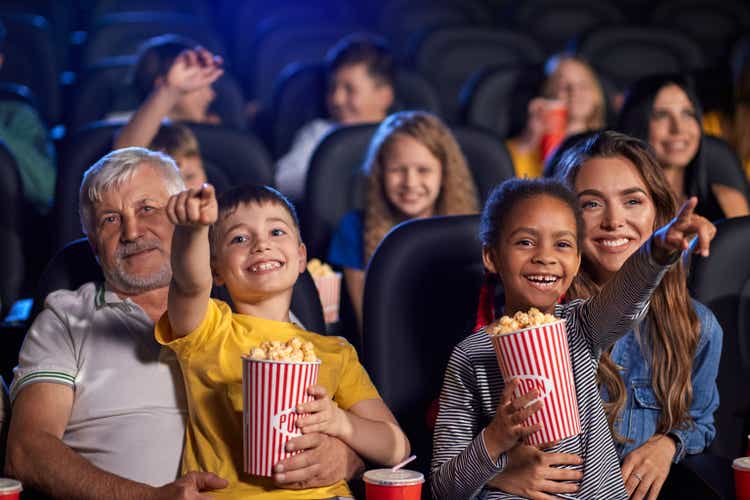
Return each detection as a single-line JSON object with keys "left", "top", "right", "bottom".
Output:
{"left": 539, "top": 99, "right": 568, "bottom": 161}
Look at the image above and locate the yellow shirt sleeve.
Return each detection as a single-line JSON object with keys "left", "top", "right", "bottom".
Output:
{"left": 332, "top": 340, "right": 381, "bottom": 410}
{"left": 506, "top": 139, "right": 543, "bottom": 178}
{"left": 155, "top": 299, "right": 232, "bottom": 358}
{"left": 702, "top": 111, "right": 724, "bottom": 138}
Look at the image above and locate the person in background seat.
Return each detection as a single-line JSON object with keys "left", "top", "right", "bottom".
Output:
{"left": 275, "top": 33, "right": 395, "bottom": 203}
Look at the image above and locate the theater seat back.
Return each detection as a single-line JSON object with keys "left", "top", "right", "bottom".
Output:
{"left": 690, "top": 216, "right": 750, "bottom": 459}
{"left": 363, "top": 215, "right": 483, "bottom": 481}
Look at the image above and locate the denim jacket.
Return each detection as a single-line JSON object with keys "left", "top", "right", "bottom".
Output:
{"left": 604, "top": 300, "right": 722, "bottom": 463}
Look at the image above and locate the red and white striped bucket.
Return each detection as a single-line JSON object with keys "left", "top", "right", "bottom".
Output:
{"left": 489, "top": 319, "right": 581, "bottom": 446}
{"left": 242, "top": 357, "right": 321, "bottom": 476}
{"left": 312, "top": 272, "right": 342, "bottom": 324}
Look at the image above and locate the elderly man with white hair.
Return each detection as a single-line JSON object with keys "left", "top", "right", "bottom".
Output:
{"left": 5, "top": 148, "right": 363, "bottom": 499}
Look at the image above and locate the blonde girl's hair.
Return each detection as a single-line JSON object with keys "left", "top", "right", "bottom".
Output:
{"left": 555, "top": 131, "right": 700, "bottom": 442}
{"left": 542, "top": 54, "right": 607, "bottom": 131}
{"left": 362, "top": 111, "right": 479, "bottom": 262}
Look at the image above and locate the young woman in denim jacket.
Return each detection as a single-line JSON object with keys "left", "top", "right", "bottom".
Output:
{"left": 555, "top": 132, "right": 722, "bottom": 500}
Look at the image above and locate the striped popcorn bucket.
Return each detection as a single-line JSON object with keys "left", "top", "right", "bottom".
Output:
{"left": 489, "top": 319, "right": 581, "bottom": 446}
{"left": 242, "top": 357, "right": 321, "bottom": 477}
{"left": 312, "top": 272, "right": 342, "bottom": 324}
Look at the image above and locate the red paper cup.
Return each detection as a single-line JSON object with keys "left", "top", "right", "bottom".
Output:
{"left": 734, "top": 457, "right": 750, "bottom": 500}
{"left": 540, "top": 100, "right": 568, "bottom": 161}
{"left": 312, "top": 272, "right": 342, "bottom": 324}
{"left": 242, "top": 357, "right": 321, "bottom": 477}
{"left": 0, "top": 479, "right": 22, "bottom": 499}
{"left": 489, "top": 319, "right": 581, "bottom": 446}
{"left": 364, "top": 469, "right": 424, "bottom": 500}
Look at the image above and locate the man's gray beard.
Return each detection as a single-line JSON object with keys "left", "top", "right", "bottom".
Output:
{"left": 103, "top": 261, "right": 172, "bottom": 294}
{"left": 103, "top": 238, "right": 172, "bottom": 294}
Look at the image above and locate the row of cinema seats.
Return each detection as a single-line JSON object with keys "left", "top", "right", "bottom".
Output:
{"left": 2, "top": 0, "right": 747, "bottom": 130}
{"left": 50, "top": 121, "right": 516, "bottom": 258}
{"left": 15, "top": 210, "right": 749, "bottom": 500}
{"left": 4, "top": 116, "right": 746, "bottom": 325}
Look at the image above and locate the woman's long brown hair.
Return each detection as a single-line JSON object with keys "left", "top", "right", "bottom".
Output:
{"left": 555, "top": 131, "right": 700, "bottom": 441}
{"left": 362, "top": 111, "right": 479, "bottom": 262}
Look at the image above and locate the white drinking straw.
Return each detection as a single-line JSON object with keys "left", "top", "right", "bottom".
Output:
{"left": 391, "top": 454, "right": 417, "bottom": 472}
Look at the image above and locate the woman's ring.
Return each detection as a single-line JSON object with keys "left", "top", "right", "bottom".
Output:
{"left": 633, "top": 472, "right": 643, "bottom": 482}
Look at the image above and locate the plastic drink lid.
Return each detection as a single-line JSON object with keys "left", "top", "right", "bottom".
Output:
{"left": 363, "top": 469, "right": 424, "bottom": 486}
{"left": 733, "top": 457, "right": 750, "bottom": 471}
{"left": 0, "top": 479, "right": 22, "bottom": 493}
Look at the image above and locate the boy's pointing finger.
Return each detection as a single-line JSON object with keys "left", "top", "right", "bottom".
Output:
{"left": 198, "top": 183, "right": 215, "bottom": 201}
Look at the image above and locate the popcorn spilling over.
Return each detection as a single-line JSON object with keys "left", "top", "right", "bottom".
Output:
{"left": 249, "top": 337, "right": 317, "bottom": 362}
{"left": 307, "top": 258, "right": 335, "bottom": 277}
{"left": 487, "top": 307, "right": 558, "bottom": 335}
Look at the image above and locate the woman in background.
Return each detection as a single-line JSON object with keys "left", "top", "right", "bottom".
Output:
{"left": 618, "top": 74, "right": 749, "bottom": 220}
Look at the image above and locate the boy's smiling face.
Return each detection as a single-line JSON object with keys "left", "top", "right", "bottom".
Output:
{"left": 326, "top": 62, "right": 393, "bottom": 125}
{"left": 211, "top": 201, "right": 306, "bottom": 306}
{"left": 483, "top": 195, "right": 581, "bottom": 315}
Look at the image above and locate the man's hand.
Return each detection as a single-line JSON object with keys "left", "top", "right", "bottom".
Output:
{"left": 165, "top": 48, "right": 224, "bottom": 95}
{"left": 621, "top": 435, "right": 676, "bottom": 500}
{"left": 486, "top": 443, "right": 583, "bottom": 500}
{"left": 166, "top": 184, "right": 218, "bottom": 228}
{"left": 150, "top": 471, "right": 228, "bottom": 500}
{"left": 272, "top": 433, "right": 363, "bottom": 489}
{"left": 652, "top": 197, "right": 716, "bottom": 264}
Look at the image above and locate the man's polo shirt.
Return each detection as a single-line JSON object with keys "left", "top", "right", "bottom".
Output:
{"left": 11, "top": 282, "right": 186, "bottom": 486}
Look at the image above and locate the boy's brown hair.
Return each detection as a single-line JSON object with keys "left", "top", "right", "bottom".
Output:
{"left": 150, "top": 122, "right": 201, "bottom": 159}
{"left": 325, "top": 33, "right": 394, "bottom": 88}
{"left": 208, "top": 185, "right": 301, "bottom": 256}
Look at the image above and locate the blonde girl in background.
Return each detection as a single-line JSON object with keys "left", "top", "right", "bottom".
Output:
{"left": 328, "top": 111, "right": 479, "bottom": 327}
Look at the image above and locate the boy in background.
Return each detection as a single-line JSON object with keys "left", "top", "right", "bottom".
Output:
{"left": 275, "top": 34, "right": 395, "bottom": 202}
{"left": 115, "top": 36, "right": 221, "bottom": 189}
{"left": 149, "top": 123, "right": 207, "bottom": 190}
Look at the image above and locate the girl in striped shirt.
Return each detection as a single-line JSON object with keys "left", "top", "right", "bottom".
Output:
{"left": 431, "top": 176, "right": 715, "bottom": 499}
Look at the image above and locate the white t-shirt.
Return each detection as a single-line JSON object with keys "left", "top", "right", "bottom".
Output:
{"left": 275, "top": 119, "right": 335, "bottom": 202}
{"left": 10, "top": 282, "right": 186, "bottom": 487}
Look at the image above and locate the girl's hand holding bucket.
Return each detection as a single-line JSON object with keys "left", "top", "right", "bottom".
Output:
{"left": 484, "top": 379, "right": 543, "bottom": 460}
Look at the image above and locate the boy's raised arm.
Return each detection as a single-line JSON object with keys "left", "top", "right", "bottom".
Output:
{"left": 166, "top": 184, "right": 218, "bottom": 338}
{"left": 114, "top": 48, "right": 223, "bottom": 150}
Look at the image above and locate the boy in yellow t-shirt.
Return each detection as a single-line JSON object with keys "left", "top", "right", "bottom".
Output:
{"left": 156, "top": 183, "right": 410, "bottom": 499}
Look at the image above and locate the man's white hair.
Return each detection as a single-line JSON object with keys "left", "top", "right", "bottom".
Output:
{"left": 79, "top": 147, "right": 186, "bottom": 235}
